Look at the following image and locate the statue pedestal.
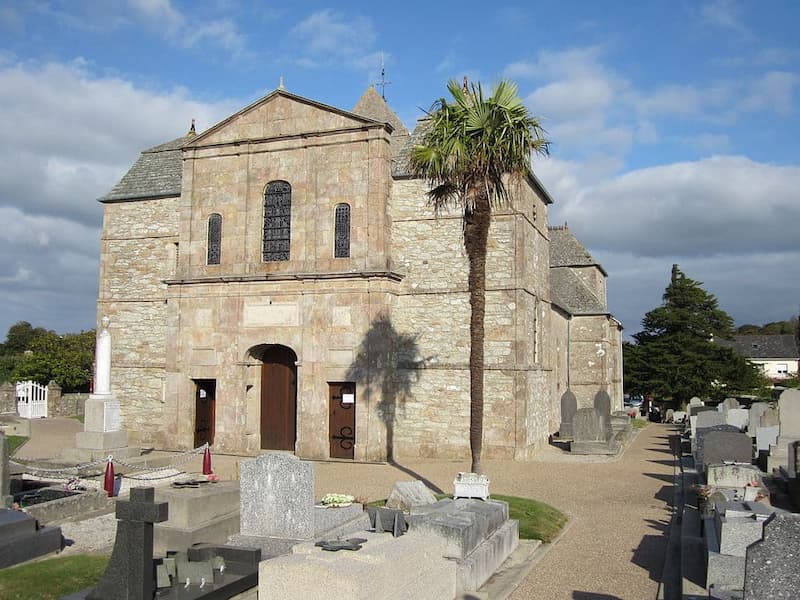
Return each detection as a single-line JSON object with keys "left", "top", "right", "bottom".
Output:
{"left": 63, "top": 394, "right": 138, "bottom": 462}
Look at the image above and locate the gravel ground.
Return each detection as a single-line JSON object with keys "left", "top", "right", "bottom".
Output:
{"left": 19, "top": 418, "right": 675, "bottom": 598}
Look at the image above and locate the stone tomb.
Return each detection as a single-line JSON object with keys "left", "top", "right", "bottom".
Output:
{"left": 229, "top": 452, "right": 368, "bottom": 557}
{"left": 702, "top": 431, "right": 753, "bottom": 471}
{"left": 558, "top": 390, "right": 578, "bottom": 440}
{"left": 704, "top": 500, "right": 775, "bottom": 594}
{"left": 571, "top": 407, "right": 619, "bottom": 455}
{"left": 744, "top": 513, "right": 800, "bottom": 600}
{"left": 767, "top": 389, "right": 800, "bottom": 473}
{"left": 153, "top": 480, "right": 241, "bottom": 556}
{"left": 386, "top": 480, "right": 438, "bottom": 512}
{"left": 0, "top": 508, "right": 62, "bottom": 568}
{"left": 693, "top": 424, "right": 740, "bottom": 471}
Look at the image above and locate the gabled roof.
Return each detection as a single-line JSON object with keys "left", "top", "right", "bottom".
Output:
{"left": 715, "top": 335, "right": 799, "bottom": 359}
{"left": 351, "top": 86, "right": 410, "bottom": 174}
{"left": 101, "top": 134, "right": 191, "bottom": 202}
{"left": 186, "top": 87, "right": 390, "bottom": 149}
{"left": 548, "top": 225, "right": 607, "bottom": 276}
{"left": 549, "top": 266, "right": 606, "bottom": 315}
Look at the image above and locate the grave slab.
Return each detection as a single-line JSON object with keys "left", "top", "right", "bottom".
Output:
{"left": 744, "top": 513, "right": 800, "bottom": 600}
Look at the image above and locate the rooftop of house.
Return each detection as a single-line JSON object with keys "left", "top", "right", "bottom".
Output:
{"left": 714, "top": 334, "right": 800, "bottom": 359}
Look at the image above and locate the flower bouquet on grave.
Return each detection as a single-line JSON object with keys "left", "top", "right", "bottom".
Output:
{"left": 320, "top": 493, "right": 355, "bottom": 508}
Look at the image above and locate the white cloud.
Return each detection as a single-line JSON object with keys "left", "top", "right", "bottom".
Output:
{"left": 699, "top": 0, "right": 754, "bottom": 39}
{"left": 0, "top": 59, "right": 240, "bottom": 335}
{"left": 288, "top": 10, "right": 376, "bottom": 69}
{"left": 128, "top": 0, "right": 183, "bottom": 31}
{"left": 549, "top": 156, "right": 800, "bottom": 258}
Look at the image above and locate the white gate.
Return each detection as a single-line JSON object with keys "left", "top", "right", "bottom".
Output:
{"left": 16, "top": 380, "right": 48, "bottom": 419}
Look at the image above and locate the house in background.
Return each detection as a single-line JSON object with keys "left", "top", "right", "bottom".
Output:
{"left": 715, "top": 334, "right": 799, "bottom": 381}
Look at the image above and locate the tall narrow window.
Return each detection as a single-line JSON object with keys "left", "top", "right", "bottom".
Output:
{"left": 207, "top": 213, "right": 222, "bottom": 265}
{"left": 334, "top": 203, "right": 350, "bottom": 258}
{"left": 263, "top": 181, "right": 291, "bottom": 261}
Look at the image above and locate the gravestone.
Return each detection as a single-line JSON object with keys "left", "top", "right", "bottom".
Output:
{"left": 0, "top": 509, "right": 62, "bottom": 568}
{"left": 755, "top": 425, "right": 779, "bottom": 453}
{"left": 697, "top": 411, "right": 726, "bottom": 429}
{"left": 386, "top": 480, "right": 437, "bottom": 511}
{"left": 721, "top": 398, "right": 740, "bottom": 413}
{"left": 688, "top": 397, "right": 703, "bottom": 408}
{"left": 239, "top": 453, "right": 314, "bottom": 540}
{"left": 778, "top": 388, "right": 800, "bottom": 438}
{"left": 87, "top": 487, "right": 168, "bottom": 600}
{"left": 665, "top": 409, "right": 674, "bottom": 423}
{"left": 743, "top": 513, "right": 800, "bottom": 599}
{"left": 726, "top": 408, "right": 750, "bottom": 431}
{"left": 571, "top": 408, "right": 618, "bottom": 455}
{"left": 593, "top": 390, "right": 613, "bottom": 443}
{"left": 695, "top": 424, "right": 740, "bottom": 471}
{"left": 703, "top": 431, "right": 752, "bottom": 470}
{"left": 759, "top": 408, "right": 779, "bottom": 428}
{"left": 691, "top": 405, "right": 715, "bottom": 417}
{"left": 558, "top": 390, "right": 577, "bottom": 440}
{"left": 767, "top": 389, "right": 800, "bottom": 473}
{"left": 748, "top": 403, "right": 768, "bottom": 434}
{"left": 1, "top": 433, "right": 11, "bottom": 508}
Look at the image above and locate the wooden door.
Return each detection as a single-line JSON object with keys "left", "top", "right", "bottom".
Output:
{"left": 194, "top": 379, "right": 216, "bottom": 448}
{"left": 329, "top": 382, "right": 355, "bottom": 459}
{"left": 261, "top": 346, "right": 297, "bottom": 450}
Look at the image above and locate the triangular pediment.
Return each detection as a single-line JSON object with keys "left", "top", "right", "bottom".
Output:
{"left": 187, "top": 89, "right": 390, "bottom": 147}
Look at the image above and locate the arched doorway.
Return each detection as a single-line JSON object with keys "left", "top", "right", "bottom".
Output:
{"left": 258, "top": 345, "right": 297, "bottom": 451}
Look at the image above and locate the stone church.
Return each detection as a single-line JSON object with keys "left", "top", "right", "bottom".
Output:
{"left": 97, "top": 85, "right": 623, "bottom": 461}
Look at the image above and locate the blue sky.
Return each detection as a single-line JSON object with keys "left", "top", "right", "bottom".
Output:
{"left": 1, "top": 0, "right": 799, "bottom": 340}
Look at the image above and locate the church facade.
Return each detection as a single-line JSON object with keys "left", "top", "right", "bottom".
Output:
{"left": 97, "top": 86, "right": 623, "bottom": 461}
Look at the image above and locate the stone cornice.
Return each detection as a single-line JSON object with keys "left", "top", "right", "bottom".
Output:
{"left": 164, "top": 270, "right": 404, "bottom": 285}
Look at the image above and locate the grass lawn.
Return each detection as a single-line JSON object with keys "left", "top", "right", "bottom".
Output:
{"left": 6, "top": 435, "right": 27, "bottom": 455}
{"left": 631, "top": 419, "right": 649, "bottom": 429}
{"left": 370, "top": 494, "right": 567, "bottom": 543}
{"left": 0, "top": 555, "right": 109, "bottom": 600}
{"left": 69, "top": 414, "right": 85, "bottom": 424}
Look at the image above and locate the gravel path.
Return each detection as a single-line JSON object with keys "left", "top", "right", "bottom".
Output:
{"left": 17, "top": 418, "right": 675, "bottom": 598}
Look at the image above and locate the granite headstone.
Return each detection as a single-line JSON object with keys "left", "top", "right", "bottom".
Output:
{"left": 559, "top": 390, "right": 578, "bottom": 440}
{"left": 748, "top": 403, "right": 768, "bottom": 434}
{"left": 726, "top": 408, "right": 750, "bottom": 431}
{"left": 759, "top": 408, "right": 779, "bottom": 428}
{"left": 702, "top": 431, "right": 753, "bottom": 470}
{"left": 386, "top": 480, "right": 437, "bottom": 511}
{"left": 743, "top": 513, "right": 800, "bottom": 600}
{"left": 239, "top": 453, "right": 315, "bottom": 540}
{"left": 695, "top": 424, "right": 740, "bottom": 470}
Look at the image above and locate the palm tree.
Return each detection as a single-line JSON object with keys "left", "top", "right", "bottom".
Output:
{"left": 409, "top": 78, "right": 549, "bottom": 474}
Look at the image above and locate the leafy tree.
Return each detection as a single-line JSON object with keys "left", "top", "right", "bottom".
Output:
{"left": 9, "top": 328, "right": 94, "bottom": 392}
{"left": 1, "top": 321, "right": 52, "bottom": 355}
{"left": 409, "top": 78, "right": 549, "bottom": 473}
{"left": 625, "top": 265, "right": 767, "bottom": 404}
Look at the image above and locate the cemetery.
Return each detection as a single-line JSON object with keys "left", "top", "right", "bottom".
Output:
{"left": 665, "top": 391, "right": 800, "bottom": 599}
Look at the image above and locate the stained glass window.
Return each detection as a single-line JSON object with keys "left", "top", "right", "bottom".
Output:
{"left": 207, "top": 213, "right": 222, "bottom": 265}
{"left": 263, "top": 181, "right": 291, "bottom": 261}
{"left": 334, "top": 203, "right": 350, "bottom": 258}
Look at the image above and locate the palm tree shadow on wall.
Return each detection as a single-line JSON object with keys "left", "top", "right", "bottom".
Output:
{"left": 345, "top": 313, "right": 443, "bottom": 493}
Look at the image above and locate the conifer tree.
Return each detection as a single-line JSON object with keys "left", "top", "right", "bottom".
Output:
{"left": 624, "top": 265, "right": 766, "bottom": 404}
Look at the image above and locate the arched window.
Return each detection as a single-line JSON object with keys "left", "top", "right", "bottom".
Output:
{"left": 334, "top": 203, "right": 350, "bottom": 258}
{"left": 263, "top": 181, "right": 291, "bottom": 261}
{"left": 207, "top": 213, "right": 222, "bottom": 265}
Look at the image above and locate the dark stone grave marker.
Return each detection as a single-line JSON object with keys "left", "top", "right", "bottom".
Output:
{"left": 559, "top": 390, "right": 577, "bottom": 440}
{"left": 0, "top": 508, "right": 62, "bottom": 568}
{"left": 702, "top": 430, "right": 753, "bottom": 470}
{"left": 744, "top": 513, "right": 800, "bottom": 599}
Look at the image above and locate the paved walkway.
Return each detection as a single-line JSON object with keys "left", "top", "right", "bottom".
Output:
{"left": 11, "top": 418, "right": 675, "bottom": 599}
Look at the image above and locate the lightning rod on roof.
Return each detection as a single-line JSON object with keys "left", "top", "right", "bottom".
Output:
{"left": 375, "top": 52, "right": 391, "bottom": 101}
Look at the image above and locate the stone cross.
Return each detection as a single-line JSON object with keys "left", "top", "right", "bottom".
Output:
{"left": 87, "top": 487, "right": 168, "bottom": 600}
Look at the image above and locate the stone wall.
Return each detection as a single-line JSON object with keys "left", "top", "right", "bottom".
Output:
{"left": 0, "top": 382, "right": 86, "bottom": 417}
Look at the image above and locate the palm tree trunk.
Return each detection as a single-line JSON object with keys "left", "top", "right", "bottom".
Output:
{"left": 464, "top": 195, "right": 491, "bottom": 474}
